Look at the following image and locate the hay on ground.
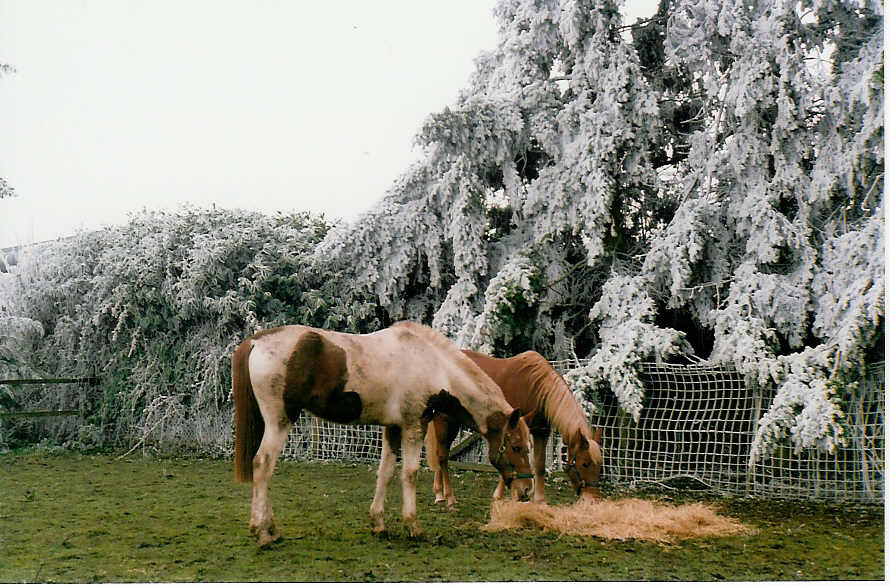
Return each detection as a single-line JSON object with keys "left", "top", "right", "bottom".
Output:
{"left": 482, "top": 498, "right": 752, "bottom": 543}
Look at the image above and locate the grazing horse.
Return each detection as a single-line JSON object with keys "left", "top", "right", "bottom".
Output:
{"left": 232, "top": 321, "right": 533, "bottom": 545}
{"left": 426, "top": 349, "right": 603, "bottom": 506}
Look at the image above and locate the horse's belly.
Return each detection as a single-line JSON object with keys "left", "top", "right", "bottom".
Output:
{"left": 350, "top": 387, "right": 402, "bottom": 426}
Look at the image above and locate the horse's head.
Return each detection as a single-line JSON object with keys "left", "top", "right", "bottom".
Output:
{"left": 566, "top": 427, "right": 603, "bottom": 501}
{"left": 485, "top": 409, "right": 533, "bottom": 499}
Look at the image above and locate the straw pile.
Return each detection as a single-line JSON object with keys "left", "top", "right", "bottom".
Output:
{"left": 482, "top": 498, "right": 751, "bottom": 543}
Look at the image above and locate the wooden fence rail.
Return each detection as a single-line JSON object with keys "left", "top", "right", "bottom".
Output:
{"left": 0, "top": 377, "right": 100, "bottom": 386}
{"left": 0, "top": 377, "right": 99, "bottom": 419}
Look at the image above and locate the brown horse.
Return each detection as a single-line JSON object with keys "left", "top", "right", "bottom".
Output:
{"left": 426, "top": 349, "right": 603, "bottom": 506}
{"left": 232, "top": 321, "right": 533, "bottom": 545}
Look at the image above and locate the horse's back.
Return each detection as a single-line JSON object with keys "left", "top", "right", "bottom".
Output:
{"left": 246, "top": 323, "right": 495, "bottom": 427}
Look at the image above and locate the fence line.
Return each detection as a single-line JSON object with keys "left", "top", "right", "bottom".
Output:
{"left": 0, "top": 377, "right": 97, "bottom": 446}
{"left": 0, "top": 377, "right": 100, "bottom": 386}
{"left": 281, "top": 361, "right": 884, "bottom": 505}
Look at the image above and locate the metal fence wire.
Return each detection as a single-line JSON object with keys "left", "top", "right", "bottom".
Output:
{"left": 282, "top": 361, "right": 884, "bottom": 504}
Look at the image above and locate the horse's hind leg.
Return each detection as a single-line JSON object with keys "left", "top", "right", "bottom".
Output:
{"left": 250, "top": 419, "right": 291, "bottom": 547}
{"left": 433, "top": 468, "right": 445, "bottom": 504}
{"left": 370, "top": 425, "right": 400, "bottom": 534}
{"left": 439, "top": 457, "right": 457, "bottom": 509}
{"left": 441, "top": 423, "right": 461, "bottom": 508}
{"left": 431, "top": 431, "right": 456, "bottom": 507}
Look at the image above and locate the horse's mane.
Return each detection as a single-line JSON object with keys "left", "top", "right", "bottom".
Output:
{"left": 514, "top": 352, "right": 596, "bottom": 447}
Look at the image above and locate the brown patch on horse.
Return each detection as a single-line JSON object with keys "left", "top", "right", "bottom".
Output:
{"left": 485, "top": 410, "right": 507, "bottom": 434}
{"left": 385, "top": 425, "right": 402, "bottom": 450}
{"left": 422, "top": 389, "right": 472, "bottom": 426}
{"left": 484, "top": 408, "right": 522, "bottom": 434}
{"left": 284, "top": 330, "right": 360, "bottom": 424}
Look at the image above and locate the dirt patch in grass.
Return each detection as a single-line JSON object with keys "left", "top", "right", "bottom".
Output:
{"left": 0, "top": 449, "right": 883, "bottom": 582}
{"left": 483, "top": 498, "right": 753, "bottom": 542}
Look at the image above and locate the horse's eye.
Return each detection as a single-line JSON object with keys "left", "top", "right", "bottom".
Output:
{"left": 582, "top": 462, "right": 590, "bottom": 468}
{"left": 512, "top": 446, "right": 522, "bottom": 453}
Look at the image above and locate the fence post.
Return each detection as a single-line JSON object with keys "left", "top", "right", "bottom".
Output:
{"left": 746, "top": 387, "right": 763, "bottom": 497}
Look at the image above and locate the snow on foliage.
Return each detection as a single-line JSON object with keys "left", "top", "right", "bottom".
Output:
{"left": 811, "top": 206, "right": 884, "bottom": 372}
{"left": 565, "top": 275, "right": 692, "bottom": 421}
{"left": 463, "top": 253, "right": 541, "bottom": 353}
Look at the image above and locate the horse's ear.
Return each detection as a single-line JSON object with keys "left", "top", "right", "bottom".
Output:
{"left": 508, "top": 408, "right": 521, "bottom": 428}
{"left": 575, "top": 429, "right": 589, "bottom": 450}
{"left": 592, "top": 426, "right": 603, "bottom": 446}
{"left": 522, "top": 409, "right": 537, "bottom": 424}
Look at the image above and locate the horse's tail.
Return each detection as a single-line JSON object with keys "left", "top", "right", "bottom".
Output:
{"left": 424, "top": 420, "right": 441, "bottom": 473}
{"left": 233, "top": 338, "right": 263, "bottom": 483}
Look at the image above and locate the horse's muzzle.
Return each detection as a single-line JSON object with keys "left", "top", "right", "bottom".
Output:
{"left": 513, "top": 475, "right": 534, "bottom": 501}
{"left": 578, "top": 486, "right": 602, "bottom": 502}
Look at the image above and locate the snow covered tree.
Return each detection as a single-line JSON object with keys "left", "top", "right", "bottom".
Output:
{"left": 317, "top": 0, "right": 883, "bottom": 460}
{"left": 319, "top": 0, "right": 667, "bottom": 354}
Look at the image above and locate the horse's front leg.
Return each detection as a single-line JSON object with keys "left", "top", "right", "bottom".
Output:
{"left": 400, "top": 425, "right": 424, "bottom": 537}
{"left": 432, "top": 434, "right": 457, "bottom": 508}
{"left": 370, "top": 425, "right": 400, "bottom": 534}
{"left": 492, "top": 477, "right": 506, "bottom": 500}
{"left": 249, "top": 421, "right": 290, "bottom": 547}
{"left": 532, "top": 432, "right": 549, "bottom": 504}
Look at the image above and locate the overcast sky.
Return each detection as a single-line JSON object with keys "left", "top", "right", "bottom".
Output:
{"left": 1, "top": 1, "right": 659, "bottom": 249}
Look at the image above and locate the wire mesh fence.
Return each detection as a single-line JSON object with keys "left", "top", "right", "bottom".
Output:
{"left": 747, "top": 363, "right": 884, "bottom": 504}
{"left": 283, "top": 412, "right": 383, "bottom": 462}
{"left": 281, "top": 361, "right": 884, "bottom": 505}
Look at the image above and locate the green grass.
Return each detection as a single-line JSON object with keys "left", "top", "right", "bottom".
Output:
{"left": 0, "top": 450, "right": 883, "bottom": 582}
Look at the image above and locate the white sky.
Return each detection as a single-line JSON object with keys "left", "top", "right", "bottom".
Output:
{"left": 1, "top": 1, "right": 659, "bottom": 249}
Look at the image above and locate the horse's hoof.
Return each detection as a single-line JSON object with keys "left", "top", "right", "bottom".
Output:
{"left": 407, "top": 524, "right": 423, "bottom": 538}
{"left": 446, "top": 502, "right": 457, "bottom": 511}
{"left": 256, "top": 527, "right": 281, "bottom": 548}
{"left": 370, "top": 518, "right": 386, "bottom": 535}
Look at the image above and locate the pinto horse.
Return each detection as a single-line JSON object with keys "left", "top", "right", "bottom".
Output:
{"left": 426, "top": 349, "right": 603, "bottom": 506}
{"left": 232, "top": 321, "right": 533, "bottom": 545}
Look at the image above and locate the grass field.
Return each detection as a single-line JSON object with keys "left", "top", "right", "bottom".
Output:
{"left": 0, "top": 449, "right": 883, "bottom": 582}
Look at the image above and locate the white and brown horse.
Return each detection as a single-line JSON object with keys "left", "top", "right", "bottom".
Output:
{"left": 232, "top": 321, "right": 533, "bottom": 545}
{"left": 426, "top": 349, "right": 603, "bottom": 506}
